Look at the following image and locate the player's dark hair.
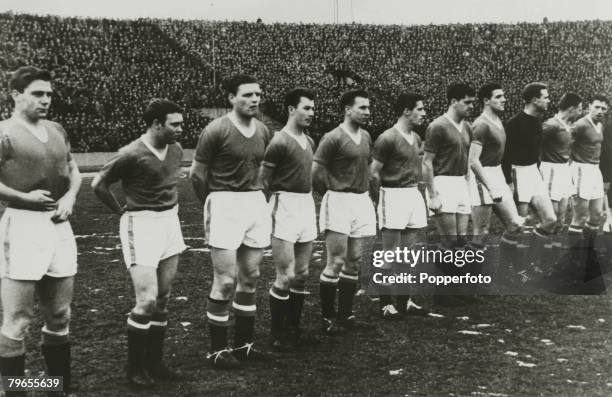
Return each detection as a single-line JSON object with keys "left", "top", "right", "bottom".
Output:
{"left": 557, "top": 93, "right": 582, "bottom": 111}
{"left": 521, "top": 82, "right": 548, "bottom": 103}
{"left": 447, "top": 83, "right": 475, "bottom": 103}
{"left": 284, "top": 88, "right": 316, "bottom": 111}
{"left": 143, "top": 98, "right": 183, "bottom": 127}
{"left": 9, "top": 66, "right": 52, "bottom": 92}
{"left": 477, "top": 82, "right": 503, "bottom": 102}
{"left": 590, "top": 94, "right": 609, "bottom": 105}
{"left": 394, "top": 92, "right": 424, "bottom": 115}
{"left": 223, "top": 74, "right": 258, "bottom": 95}
{"left": 340, "top": 89, "right": 369, "bottom": 110}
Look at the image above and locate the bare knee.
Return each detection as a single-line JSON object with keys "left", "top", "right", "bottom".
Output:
{"left": 346, "top": 249, "right": 361, "bottom": 265}
{"left": 213, "top": 275, "right": 236, "bottom": 299}
{"left": 156, "top": 292, "right": 171, "bottom": 313}
{"left": 294, "top": 266, "right": 309, "bottom": 282}
{"left": 327, "top": 253, "right": 345, "bottom": 274}
{"left": 3, "top": 310, "right": 33, "bottom": 339}
{"left": 133, "top": 290, "right": 157, "bottom": 315}
{"left": 44, "top": 305, "right": 71, "bottom": 331}
{"left": 239, "top": 267, "right": 260, "bottom": 290}
{"left": 275, "top": 269, "right": 295, "bottom": 290}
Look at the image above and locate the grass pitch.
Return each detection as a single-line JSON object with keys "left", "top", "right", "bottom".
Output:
{"left": 20, "top": 176, "right": 612, "bottom": 396}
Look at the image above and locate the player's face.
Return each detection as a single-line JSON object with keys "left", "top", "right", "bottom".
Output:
{"left": 589, "top": 100, "right": 608, "bottom": 123}
{"left": 12, "top": 79, "right": 52, "bottom": 121}
{"left": 407, "top": 100, "right": 426, "bottom": 125}
{"left": 454, "top": 96, "right": 475, "bottom": 118}
{"left": 160, "top": 113, "right": 184, "bottom": 144}
{"left": 533, "top": 89, "right": 550, "bottom": 112}
{"left": 346, "top": 96, "right": 370, "bottom": 126}
{"left": 230, "top": 83, "right": 261, "bottom": 118}
{"left": 290, "top": 97, "right": 315, "bottom": 129}
{"left": 487, "top": 89, "right": 506, "bottom": 113}
{"left": 568, "top": 103, "right": 583, "bottom": 121}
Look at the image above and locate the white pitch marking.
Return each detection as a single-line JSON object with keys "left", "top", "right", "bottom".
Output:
{"left": 504, "top": 351, "right": 519, "bottom": 357}
{"left": 566, "top": 325, "right": 586, "bottom": 330}
{"left": 389, "top": 369, "right": 403, "bottom": 375}
{"left": 458, "top": 330, "right": 482, "bottom": 335}
{"left": 428, "top": 312, "right": 445, "bottom": 318}
{"left": 556, "top": 358, "right": 568, "bottom": 363}
{"left": 516, "top": 360, "right": 536, "bottom": 368}
{"left": 176, "top": 296, "right": 188, "bottom": 301}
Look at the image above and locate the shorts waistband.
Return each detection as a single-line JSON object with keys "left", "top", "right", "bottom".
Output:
{"left": 572, "top": 161, "right": 599, "bottom": 167}
{"left": 434, "top": 175, "right": 467, "bottom": 180}
{"left": 125, "top": 205, "right": 178, "bottom": 218}
{"left": 379, "top": 186, "right": 419, "bottom": 191}
{"left": 541, "top": 161, "right": 570, "bottom": 166}
{"left": 511, "top": 163, "right": 538, "bottom": 169}
{"left": 272, "top": 191, "right": 313, "bottom": 197}
{"left": 328, "top": 190, "right": 369, "bottom": 195}
{"left": 209, "top": 190, "right": 263, "bottom": 196}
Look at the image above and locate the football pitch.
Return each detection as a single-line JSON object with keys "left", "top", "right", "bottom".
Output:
{"left": 22, "top": 176, "right": 612, "bottom": 396}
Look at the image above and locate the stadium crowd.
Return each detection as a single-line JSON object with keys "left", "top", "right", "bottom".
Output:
{"left": 1, "top": 12, "right": 612, "bottom": 150}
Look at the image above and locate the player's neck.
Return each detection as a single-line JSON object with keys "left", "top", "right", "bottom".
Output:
{"left": 523, "top": 104, "right": 541, "bottom": 118}
{"left": 445, "top": 109, "right": 463, "bottom": 124}
{"left": 483, "top": 107, "right": 500, "bottom": 121}
{"left": 143, "top": 130, "right": 167, "bottom": 150}
{"left": 396, "top": 118, "right": 414, "bottom": 135}
{"left": 12, "top": 110, "right": 41, "bottom": 126}
{"left": 556, "top": 111, "right": 571, "bottom": 123}
{"left": 341, "top": 120, "right": 360, "bottom": 134}
{"left": 230, "top": 109, "right": 254, "bottom": 127}
{"left": 284, "top": 120, "right": 304, "bottom": 136}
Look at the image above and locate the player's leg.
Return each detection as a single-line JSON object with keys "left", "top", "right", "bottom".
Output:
{"left": 435, "top": 213, "right": 458, "bottom": 248}
{"left": 583, "top": 198, "right": 605, "bottom": 289}
{"left": 37, "top": 276, "right": 75, "bottom": 394}
{"left": 206, "top": 247, "right": 240, "bottom": 368}
{"left": 397, "top": 228, "right": 429, "bottom": 315}
{"left": 471, "top": 205, "right": 492, "bottom": 248}
{"left": 0, "top": 279, "right": 35, "bottom": 391}
{"left": 569, "top": 196, "right": 589, "bottom": 235}
{"left": 146, "top": 254, "right": 182, "bottom": 380}
{"left": 531, "top": 194, "right": 557, "bottom": 233}
{"left": 337, "top": 236, "right": 362, "bottom": 327}
{"left": 587, "top": 198, "right": 604, "bottom": 231}
{"left": 320, "top": 231, "right": 348, "bottom": 334}
{"left": 286, "top": 241, "right": 318, "bottom": 346}
{"left": 379, "top": 228, "right": 402, "bottom": 319}
{"left": 269, "top": 236, "right": 295, "bottom": 351}
{"left": 36, "top": 219, "right": 79, "bottom": 394}
{"left": 232, "top": 244, "right": 265, "bottom": 361}
{"left": 124, "top": 265, "right": 158, "bottom": 387}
